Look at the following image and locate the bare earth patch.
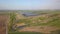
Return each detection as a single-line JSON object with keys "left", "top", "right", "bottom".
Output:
{"left": 0, "top": 15, "right": 9, "bottom": 34}
{"left": 18, "top": 26, "right": 60, "bottom": 33}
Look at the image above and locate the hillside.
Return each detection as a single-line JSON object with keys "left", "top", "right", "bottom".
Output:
{"left": 16, "top": 13, "right": 26, "bottom": 20}
{"left": 8, "top": 11, "right": 60, "bottom": 34}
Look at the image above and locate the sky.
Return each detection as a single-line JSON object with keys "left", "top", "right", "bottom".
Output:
{"left": 0, "top": 0, "right": 60, "bottom": 10}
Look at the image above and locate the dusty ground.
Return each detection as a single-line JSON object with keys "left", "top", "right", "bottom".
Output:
{"left": 18, "top": 26, "right": 60, "bottom": 33}
{"left": 0, "top": 15, "right": 9, "bottom": 34}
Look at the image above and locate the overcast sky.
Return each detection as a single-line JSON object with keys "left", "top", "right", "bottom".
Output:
{"left": 0, "top": 0, "right": 60, "bottom": 10}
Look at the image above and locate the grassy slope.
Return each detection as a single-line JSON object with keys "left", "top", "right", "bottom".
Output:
{"left": 15, "top": 11, "right": 60, "bottom": 27}
{"left": 8, "top": 10, "right": 60, "bottom": 34}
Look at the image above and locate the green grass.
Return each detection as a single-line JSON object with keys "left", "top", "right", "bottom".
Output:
{"left": 8, "top": 11, "right": 60, "bottom": 33}
{"left": 50, "top": 30, "right": 60, "bottom": 34}
{"left": 15, "top": 14, "right": 60, "bottom": 27}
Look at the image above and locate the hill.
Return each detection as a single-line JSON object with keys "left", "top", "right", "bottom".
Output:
{"left": 6, "top": 10, "right": 60, "bottom": 34}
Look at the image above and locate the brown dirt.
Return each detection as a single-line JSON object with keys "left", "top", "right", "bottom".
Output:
{"left": 18, "top": 26, "right": 60, "bottom": 33}
{"left": 0, "top": 15, "right": 9, "bottom": 34}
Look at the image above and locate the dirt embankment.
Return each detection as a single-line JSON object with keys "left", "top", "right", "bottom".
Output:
{"left": 0, "top": 15, "right": 9, "bottom": 34}
{"left": 18, "top": 26, "right": 60, "bottom": 33}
